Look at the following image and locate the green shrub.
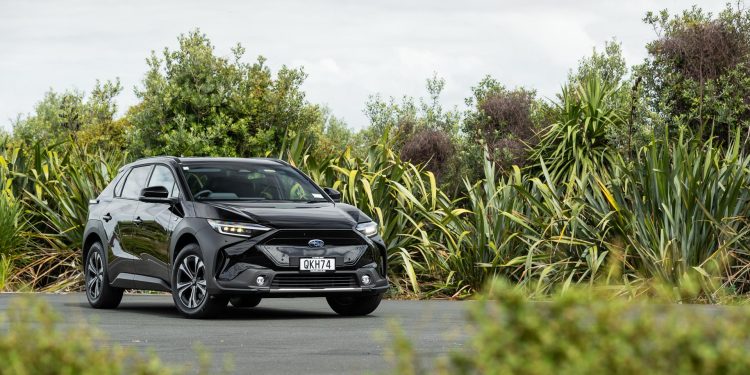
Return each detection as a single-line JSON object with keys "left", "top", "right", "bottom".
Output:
{"left": 0, "top": 297, "right": 178, "bottom": 375}
{"left": 389, "top": 279, "right": 750, "bottom": 375}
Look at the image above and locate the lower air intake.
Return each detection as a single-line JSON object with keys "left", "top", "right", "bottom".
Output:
{"left": 271, "top": 274, "right": 358, "bottom": 288}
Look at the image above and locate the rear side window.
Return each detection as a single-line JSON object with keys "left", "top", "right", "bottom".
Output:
{"left": 99, "top": 170, "right": 125, "bottom": 199}
{"left": 114, "top": 170, "right": 128, "bottom": 196}
{"left": 148, "top": 165, "right": 180, "bottom": 198}
{"left": 120, "top": 166, "right": 153, "bottom": 199}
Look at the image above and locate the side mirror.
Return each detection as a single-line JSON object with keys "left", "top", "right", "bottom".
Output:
{"left": 323, "top": 187, "right": 341, "bottom": 203}
{"left": 139, "top": 186, "right": 172, "bottom": 203}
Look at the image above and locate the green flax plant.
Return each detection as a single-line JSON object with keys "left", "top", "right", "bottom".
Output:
{"left": 603, "top": 130, "right": 750, "bottom": 295}
{"left": 4, "top": 139, "right": 126, "bottom": 290}
{"left": 530, "top": 74, "right": 624, "bottom": 185}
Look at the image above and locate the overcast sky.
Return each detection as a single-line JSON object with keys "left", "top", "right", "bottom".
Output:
{"left": 0, "top": 0, "right": 728, "bottom": 131}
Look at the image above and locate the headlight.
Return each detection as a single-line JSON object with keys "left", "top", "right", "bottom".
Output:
{"left": 356, "top": 222, "right": 378, "bottom": 237}
{"left": 207, "top": 220, "right": 271, "bottom": 238}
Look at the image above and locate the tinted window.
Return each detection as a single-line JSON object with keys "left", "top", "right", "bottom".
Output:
{"left": 114, "top": 170, "right": 127, "bottom": 196}
{"left": 148, "top": 165, "right": 179, "bottom": 198}
{"left": 100, "top": 170, "right": 125, "bottom": 199}
{"left": 183, "top": 162, "right": 324, "bottom": 202}
{"left": 120, "top": 166, "right": 152, "bottom": 199}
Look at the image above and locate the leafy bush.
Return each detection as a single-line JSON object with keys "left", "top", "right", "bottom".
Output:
{"left": 400, "top": 128, "right": 455, "bottom": 180}
{"left": 462, "top": 77, "right": 541, "bottom": 176}
{"left": 388, "top": 279, "right": 750, "bottom": 375}
{"left": 11, "top": 80, "right": 126, "bottom": 149}
{"left": 0, "top": 297, "right": 178, "bottom": 374}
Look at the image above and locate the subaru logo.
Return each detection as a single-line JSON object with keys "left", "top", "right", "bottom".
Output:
{"left": 308, "top": 239, "right": 325, "bottom": 248}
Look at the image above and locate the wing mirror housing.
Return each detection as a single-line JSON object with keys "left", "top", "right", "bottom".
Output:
{"left": 323, "top": 187, "right": 341, "bottom": 203}
{"left": 139, "top": 186, "right": 175, "bottom": 204}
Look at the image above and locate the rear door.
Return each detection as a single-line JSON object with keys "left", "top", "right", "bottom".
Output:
{"left": 92, "top": 169, "right": 127, "bottom": 277}
{"left": 114, "top": 165, "right": 153, "bottom": 274}
{"left": 131, "top": 164, "right": 181, "bottom": 281}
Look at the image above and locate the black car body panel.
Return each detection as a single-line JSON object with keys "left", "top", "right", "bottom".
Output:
{"left": 83, "top": 157, "right": 389, "bottom": 308}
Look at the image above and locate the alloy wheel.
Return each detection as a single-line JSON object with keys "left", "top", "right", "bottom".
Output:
{"left": 86, "top": 251, "right": 104, "bottom": 300}
{"left": 176, "top": 255, "right": 207, "bottom": 309}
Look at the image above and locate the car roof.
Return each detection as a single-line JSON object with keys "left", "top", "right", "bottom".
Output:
{"left": 120, "top": 156, "right": 289, "bottom": 171}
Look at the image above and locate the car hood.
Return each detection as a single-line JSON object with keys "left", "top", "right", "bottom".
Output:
{"left": 192, "top": 201, "right": 373, "bottom": 229}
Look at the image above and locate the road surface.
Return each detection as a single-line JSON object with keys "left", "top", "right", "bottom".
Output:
{"left": 0, "top": 293, "right": 469, "bottom": 374}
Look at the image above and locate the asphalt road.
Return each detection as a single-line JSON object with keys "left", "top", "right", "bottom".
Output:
{"left": 0, "top": 293, "right": 469, "bottom": 374}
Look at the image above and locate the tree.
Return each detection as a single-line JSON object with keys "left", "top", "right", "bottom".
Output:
{"left": 361, "top": 74, "right": 461, "bottom": 181}
{"left": 637, "top": 4, "right": 750, "bottom": 145}
{"left": 12, "top": 80, "right": 126, "bottom": 148}
{"left": 362, "top": 74, "right": 460, "bottom": 142}
{"left": 567, "top": 40, "right": 646, "bottom": 154}
{"left": 568, "top": 40, "right": 628, "bottom": 91}
{"left": 314, "top": 106, "right": 355, "bottom": 156}
{"left": 127, "top": 30, "right": 323, "bottom": 157}
{"left": 462, "top": 76, "right": 543, "bottom": 175}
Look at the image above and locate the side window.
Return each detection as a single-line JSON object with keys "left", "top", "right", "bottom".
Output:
{"left": 148, "top": 165, "right": 179, "bottom": 198}
{"left": 114, "top": 169, "right": 128, "bottom": 197}
{"left": 120, "top": 166, "right": 152, "bottom": 199}
{"left": 100, "top": 170, "right": 125, "bottom": 199}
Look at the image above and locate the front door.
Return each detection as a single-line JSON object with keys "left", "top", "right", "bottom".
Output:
{"left": 131, "top": 164, "right": 182, "bottom": 282}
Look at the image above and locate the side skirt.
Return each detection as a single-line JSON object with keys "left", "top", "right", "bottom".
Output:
{"left": 111, "top": 273, "right": 171, "bottom": 292}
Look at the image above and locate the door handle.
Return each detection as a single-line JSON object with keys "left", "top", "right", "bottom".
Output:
{"left": 134, "top": 216, "right": 143, "bottom": 225}
{"left": 102, "top": 213, "right": 112, "bottom": 222}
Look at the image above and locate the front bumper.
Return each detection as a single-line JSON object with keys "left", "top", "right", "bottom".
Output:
{"left": 214, "top": 267, "right": 389, "bottom": 297}
{"left": 205, "top": 227, "right": 389, "bottom": 297}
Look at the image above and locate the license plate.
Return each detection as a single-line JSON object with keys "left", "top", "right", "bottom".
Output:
{"left": 299, "top": 257, "right": 335, "bottom": 272}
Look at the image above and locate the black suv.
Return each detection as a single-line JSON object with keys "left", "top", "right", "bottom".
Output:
{"left": 82, "top": 157, "right": 388, "bottom": 318}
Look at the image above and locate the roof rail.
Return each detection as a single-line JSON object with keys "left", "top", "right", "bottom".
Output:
{"left": 255, "top": 157, "right": 289, "bottom": 166}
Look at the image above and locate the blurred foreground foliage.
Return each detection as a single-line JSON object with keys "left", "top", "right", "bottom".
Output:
{"left": 0, "top": 297, "right": 179, "bottom": 375}
{"left": 388, "top": 278, "right": 750, "bottom": 375}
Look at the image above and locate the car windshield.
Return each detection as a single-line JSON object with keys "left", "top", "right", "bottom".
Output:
{"left": 182, "top": 162, "right": 327, "bottom": 202}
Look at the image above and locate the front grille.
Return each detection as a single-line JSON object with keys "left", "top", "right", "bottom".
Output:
{"left": 257, "top": 229, "right": 370, "bottom": 268}
{"left": 271, "top": 273, "right": 358, "bottom": 288}
{"left": 263, "top": 229, "right": 365, "bottom": 247}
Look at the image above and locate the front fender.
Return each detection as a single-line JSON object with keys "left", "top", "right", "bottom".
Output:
{"left": 168, "top": 218, "right": 247, "bottom": 292}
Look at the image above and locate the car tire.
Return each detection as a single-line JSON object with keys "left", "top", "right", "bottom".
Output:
{"left": 230, "top": 296, "right": 262, "bottom": 308}
{"left": 85, "top": 242, "right": 124, "bottom": 309}
{"left": 171, "top": 243, "right": 227, "bottom": 318}
{"left": 326, "top": 294, "right": 383, "bottom": 316}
